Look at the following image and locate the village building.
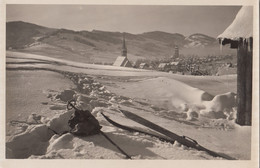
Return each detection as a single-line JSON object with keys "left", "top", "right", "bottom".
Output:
{"left": 170, "top": 61, "right": 180, "bottom": 66}
{"left": 218, "top": 6, "right": 253, "bottom": 126}
{"left": 169, "top": 61, "right": 180, "bottom": 72}
{"left": 113, "top": 34, "right": 132, "bottom": 67}
{"left": 158, "top": 63, "right": 171, "bottom": 71}
{"left": 139, "top": 63, "right": 149, "bottom": 69}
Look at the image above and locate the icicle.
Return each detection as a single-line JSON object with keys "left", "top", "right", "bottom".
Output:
{"left": 250, "top": 37, "right": 253, "bottom": 51}
{"left": 219, "top": 38, "right": 223, "bottom": 53}
{"left": 243, "top": 38, "right": 248, "bottom": 51}
{"left": 248, "top": 38, "right": 251, "bottom": 52}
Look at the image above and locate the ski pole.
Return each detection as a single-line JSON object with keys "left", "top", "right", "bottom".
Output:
{"left": 99, "top": 131, "right": 132, "bottom": 159}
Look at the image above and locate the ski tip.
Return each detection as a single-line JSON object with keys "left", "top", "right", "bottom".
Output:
{"left": 119, "top": 109, "right": 128, "bottom": 113}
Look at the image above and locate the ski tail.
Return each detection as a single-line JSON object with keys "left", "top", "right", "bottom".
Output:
{"left": 119, "top": 109, "right": 236, "bottom": 160}
{"left": 101, "top": 112, "right": 175, "bottom": 144}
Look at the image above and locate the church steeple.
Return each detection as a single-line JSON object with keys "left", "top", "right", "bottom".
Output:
{"left": 174, "top": 45, "right": 179, "bottom": 58}
{"left": 113, "top": 32, "right": 132, "bottom": 67}
{"left": 121, "top": 33, "right": 127, "bottom": 57}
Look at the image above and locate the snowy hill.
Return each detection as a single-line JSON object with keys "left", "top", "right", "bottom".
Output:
{"left": 6, "top": 21, "right": 236, "bottom": 64}
{"left": 140, "top": 31, "right": 186, "bottom": 46}
{"left": 184, "top": 33, "right": 217, "bottom": 48}
{"left": 6, "top": 21, "right": 57, "bottom": 49}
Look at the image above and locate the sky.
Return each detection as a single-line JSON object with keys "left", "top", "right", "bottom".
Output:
{"left": 6, "top": 5, "right": 241, "bottom": 37}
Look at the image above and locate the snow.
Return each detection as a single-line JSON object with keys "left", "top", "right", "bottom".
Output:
{"left": 6, "top": 124, "right": 54, "bottom": 158}
{"left": 5, "top": 51, "right": 253, "bottom": 161}
{"left": 218, "top": 6, "right": 253, "bottom": 40}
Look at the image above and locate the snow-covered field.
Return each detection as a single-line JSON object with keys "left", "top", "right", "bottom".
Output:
{"left": 5, "top": 51, "right": 252, "bottom": 160}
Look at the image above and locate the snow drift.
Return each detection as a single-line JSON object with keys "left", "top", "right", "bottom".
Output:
{"left": 115, "top": 77, "right": 236, "bottom": 121}
{"left": 6, "top": 110, "right": 74, "bottom": 158}
{"left": 6, "top": 75, "right": 237, "bottom": 159}
{"left": 6, "top": 51, "right": 249, "bottom": 160}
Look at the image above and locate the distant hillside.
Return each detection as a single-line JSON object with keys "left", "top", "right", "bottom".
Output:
{"left": 140, "top": 31, "right": 186, "bottom": 46}
{"left": 6, "top": 21, "right": 235, "bottom": 64}
{"left": 6, "top": 21, "right": 57, "bottom": 49}
{"left": 184, "top": 33, "right": 218, "bottom": 48}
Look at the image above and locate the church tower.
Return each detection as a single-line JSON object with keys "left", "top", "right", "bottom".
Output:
{"left": 174, "top": 45, "right": 179, "bottom": 58}
{"left": 113, "top": 33, "right": 132, "bottom": 67}
{"left": 170, "top": 45, "right": 179, "bottom": 60}
{"left": 121, "top": 33, "right": 127, "bottom": 57}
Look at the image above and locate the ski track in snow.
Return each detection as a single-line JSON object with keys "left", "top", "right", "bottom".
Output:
{"left": 5, "top": 51, "right": 250, "bottom": 160}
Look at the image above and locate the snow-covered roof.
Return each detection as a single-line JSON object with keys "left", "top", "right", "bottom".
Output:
{"left": 218, "top": 6, "right": 253, "bottom": 40}
{"left": 113, "top": 56, "right": 132, "bottom": 67}
{"left": 158, "top": 63, "right": 169, "bottom": 68}
{"left": 170, "top": 62, "right": 179, "bottom": 66}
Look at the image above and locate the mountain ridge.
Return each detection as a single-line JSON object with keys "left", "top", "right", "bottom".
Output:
{"left": 6, "top": 21, "right": 233, "bottom": 64}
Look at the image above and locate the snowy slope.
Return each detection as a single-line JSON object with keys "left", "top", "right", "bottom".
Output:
{"left": 5, "top": 51, "right": 251, "bottom": 160}
{"left": 7, "top": 21, "right": 236, "bottom": 64}
{"left": 184, "top": 34, "right": 217, "bottom": 48}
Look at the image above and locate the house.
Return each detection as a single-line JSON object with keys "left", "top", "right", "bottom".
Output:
{"left": 139, "top": 63, "right": 149, "bottom": 69}
{"left": 169, "top": 61, "right": 180, "bottom": 72}
{"left": 113, "top": 56, "right": 132, "bottom": 67}
{"left": 113, "top": 34, "right": 132, "bottom": 67}
{"left": 170, "top": 61, "right": 180, "bottom": 66}
{"left": 158, "top": 63, "right": 170, "bottom": 71}
{"left": 218, "top": 6, "right": 253, "bottom": 126}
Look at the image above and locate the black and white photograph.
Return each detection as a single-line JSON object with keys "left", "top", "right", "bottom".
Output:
{"left": 1, "top": 1, "right": 259, "bottom": 167}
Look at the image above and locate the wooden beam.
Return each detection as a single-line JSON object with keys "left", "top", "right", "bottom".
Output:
{"left": 236, "top": 38, "right": 252, "bottom": 125}
{"left": 245, "top": 37, "right": 253, "bottom": 125}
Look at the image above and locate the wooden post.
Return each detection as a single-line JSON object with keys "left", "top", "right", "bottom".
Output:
{"left": 236, "top": 38, "right": 252, "bottom": 125}
{"left": 245, "top": 37, "right": 253, "bottom": 125}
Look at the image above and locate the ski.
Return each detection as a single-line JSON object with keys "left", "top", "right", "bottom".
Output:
{"left": 101, "top": 112, "right": 175, "bottom": 144}
{"left": 119, "top": 109, "right": 236, "bottom": 160}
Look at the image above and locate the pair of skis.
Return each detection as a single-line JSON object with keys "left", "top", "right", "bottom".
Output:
{"left": 101, "top": 109, "right": 235, "bottom": 160}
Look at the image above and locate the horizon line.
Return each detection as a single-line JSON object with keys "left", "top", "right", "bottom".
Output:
{"left": 6, "top": 20, "right": 218, "bottom": 38}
